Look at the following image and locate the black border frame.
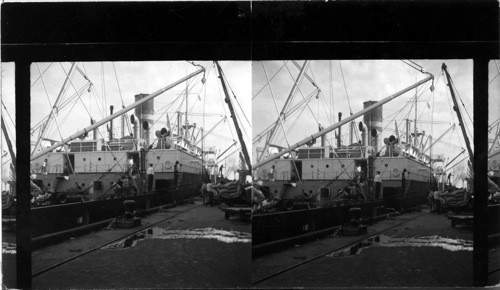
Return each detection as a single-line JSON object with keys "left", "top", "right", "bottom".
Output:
{"left": 1, "top": 1, "right": 498, "bottom": 288}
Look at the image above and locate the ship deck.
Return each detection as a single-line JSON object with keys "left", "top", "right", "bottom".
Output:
{"left": 252, "top": 206, "right": 481, "bottom": 288}
{"left": 4, "top": 200, "right": 251, "bottom": 289}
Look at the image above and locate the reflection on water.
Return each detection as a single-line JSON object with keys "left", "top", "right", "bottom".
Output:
{"left": 2, "top": 242, "right": 16, "bottom": 254}
{"left": 327, "top": 235, "right": 473, "bottom": 258}
{"left": 103, "top": 227, "right": 252, "bottom": 250}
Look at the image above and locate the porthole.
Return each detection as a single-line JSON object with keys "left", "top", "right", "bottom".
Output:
{"left": 310, "top": 164, "right": 314, "bottom": 168}
{"left": 385, "top": 163, "right": 388, "bottom": 167}
{"left": 83, "top": 158, "right": 86, "bottom": 161}
{"left": 326, "top": 164, "right": 330, "bottom": 168}
{"left": 157, "top": 156, "right": 160, "bottom": 160}
{"left": 341, "top": 164, "right": 345, "bottom": 168}
{"left": 114, "top": 157, "right": 117, "bottom": 160}
{"left": 98, "top": 157, "right": 101, "bottom": 161}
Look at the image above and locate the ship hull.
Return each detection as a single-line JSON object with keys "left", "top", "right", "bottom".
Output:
{"left": 253, "top": 155, "right": 431, "bottom": 245}
{"left": 30, "top": 186, "right": 197, "bottom": 238}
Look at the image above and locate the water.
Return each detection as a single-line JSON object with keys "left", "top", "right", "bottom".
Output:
{"left": 102, "top": 227, "right": 252, "bottom": 250}
{"left": 2, "top": 242, "right": 16, "bottom": 254}
{"left": 327, "top": 235, "right": 473, "bottom": 257}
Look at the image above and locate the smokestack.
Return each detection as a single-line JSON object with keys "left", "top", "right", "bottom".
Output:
{"left": 337, "top": 112, "right": 342, "bottom": 147}
{"left": 109, "top": 105, "right": 114, "bottom": 141}
{"left": 134, "top": 93, "right": 154, "bottom": 144}
{"left": 359, "top": 122, "right": 368, "bottom": 147}
{"left": 363, "top": 101, "right": 383, "bottom": 152}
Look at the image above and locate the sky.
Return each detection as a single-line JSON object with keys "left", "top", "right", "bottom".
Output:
{"left": 252, "top": 60, "right": 499, "bottom": 185}
{"left": 1, "top": 61, "right": 251, "bottom": 185}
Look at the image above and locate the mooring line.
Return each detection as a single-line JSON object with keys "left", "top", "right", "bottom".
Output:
{"left": 252, "top": 212, "right": 428, "bottom": 285}
{"left": 32, "top": 204, "right": 203, "bottom": 278}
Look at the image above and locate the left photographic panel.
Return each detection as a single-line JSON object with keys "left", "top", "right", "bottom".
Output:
{"left": 23, "top": 61, "right": 251, "bottom": 288}
{"left": 1, "top": 62, "right": 17, "bottom": 288}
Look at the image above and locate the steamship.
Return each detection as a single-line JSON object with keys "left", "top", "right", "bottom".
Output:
{"left": 30, "top": 93, "right": 204, "bottom": 204}
{"left": 255, "top": 100, "right": 431, "bottom": 211}
{"left": 252, "top": 61, "right": 472, "bottom": 245}
{"left": 14, "top": 62, "right": 244, "bottom": 237}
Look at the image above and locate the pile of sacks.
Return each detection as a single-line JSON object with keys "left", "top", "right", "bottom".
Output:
{"left": 217, "top": 180, "right": 243, "bottom": 201}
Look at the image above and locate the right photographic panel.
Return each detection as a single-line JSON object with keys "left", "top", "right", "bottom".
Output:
{"left": 488, "top": 60, "right": 500, "bottom": 285}
{"left": 252, "top": 60, "right": 477, "bottom": 287}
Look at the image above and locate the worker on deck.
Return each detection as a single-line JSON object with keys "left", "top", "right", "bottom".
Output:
{"left": 122, "top": 176, "right": 130, "bottom": 196}
{"left": 42, "top": 159, "right": 48, "bottom": 175}
{"left": 269, "top": 165, "right": 275, "bottom": 181}
{"left": 374, "top": 171, "right": 382, "bottom": 199}
{"left": 147, "top": 163, "right": 154, "bottom": 192}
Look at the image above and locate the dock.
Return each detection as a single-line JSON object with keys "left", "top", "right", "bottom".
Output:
{"left": 4, "top": 200, "right": 251, "bottom": 289}
{"left": 252, "top": 206, "right": 473, "bottom": 288}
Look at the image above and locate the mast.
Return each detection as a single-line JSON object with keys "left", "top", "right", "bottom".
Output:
{"left": 214, "top": 61, "right": 251, "bottom": 170}
{"left": 32, "top": 62, "right": 77, "bottom": 155}
{"left": 441, "top": 63, "right": 474, "bottom": 164}
{"left": 414, "top": 91, "right": 418, "bottom": 147}
{"left": 31, "top": 67, "right": 205, "bottom": 161}
{"left": 254, "top": 74, "right": 434, "bottom": 169}
{"left": 258, "top": 60, "right": 310, "bottom": 162}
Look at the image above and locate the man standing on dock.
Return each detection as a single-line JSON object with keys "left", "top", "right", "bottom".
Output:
{"left": 174, "top": 161, "right": 180, "bottom": 186}
{"left": 374, "top": 171, "right": 382, "bottom": 199}
{"left": 147, "top": 163, "right": 154, "bottom": 192}
{"left": 402, "top": 168, "right": 408, "bottom": 194}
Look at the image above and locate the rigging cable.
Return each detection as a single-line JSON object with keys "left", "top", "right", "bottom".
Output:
{"left": 112, "top": 63, "right": 133, "bottom": 136}
{"left": 338, "top": 60, "right": 353, "bottom": 115}
{"left": 489, "top": 60, "right": 500, "bottom": 85}
{"left": 253, "top": 61, "right": 289, "bottom": 100}
{"left": 219, "top": 65, "right": 251, "bottom": 127}
{"left": 31, "top": 63, "right": 54, "bottom": 88}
